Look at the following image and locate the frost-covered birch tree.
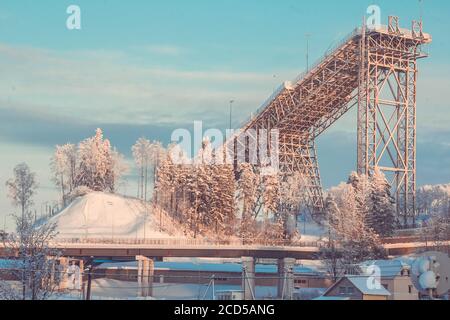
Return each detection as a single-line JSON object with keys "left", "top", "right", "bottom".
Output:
{"left": 132, "top": 137, "right": 151, "bottom": 200}
{"left": 0, "top": 211, "right": 60, "bottom": 300}
{"left": 5, "top": 163, "right": 38, "bottom": 223}
{"left": 51, "top": 144, "right": 77, "bottom": 206}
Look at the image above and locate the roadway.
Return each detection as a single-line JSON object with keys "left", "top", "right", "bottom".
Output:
{"left": 1, "top": 240, "right": 448, "bottom": 261}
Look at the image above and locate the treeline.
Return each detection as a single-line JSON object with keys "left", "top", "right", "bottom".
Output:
{"left": 153, "top": 139, "right": 306, "bottom": 243}
{"left": 320, "top": 169, "right": 397, "bottom": 280}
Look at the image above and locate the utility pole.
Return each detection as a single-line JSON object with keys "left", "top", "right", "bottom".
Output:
{"left": 84, "top": 257, "right": 94, "bottom": 300}
{"left": 229, "top": 100, "right": 235, "bottom": 129}
{"left": 305, "top": 34, "right": 311, "bottom": 72}
{"left": 419, "top": 0, "right": 424, "bottom": 22}
{"left": 273, "top": 74, "right": 277, "bottom": 93}
{"left": 85, "top": 266, "right": 92, "bottom": 300}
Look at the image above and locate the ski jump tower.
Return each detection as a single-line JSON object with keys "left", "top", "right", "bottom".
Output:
{"left": 232, "top": 17, "right": 431, "bottom": 226}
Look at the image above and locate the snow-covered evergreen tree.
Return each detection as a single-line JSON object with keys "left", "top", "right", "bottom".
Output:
{"left": 348, "top": 171, "right": 371, "bottom": 220}
{"left": 74, "top": 129, "right": 126, "bottom": 193}
{"left": 278, "top": 172, "right": 306, "bottom": 239}
{"left": 368, "top": 169, "right": 396, "bottom": 237}
{"left": 424, "top": 208, "right": 450, "bottom": 252}
{"left": 237, "top": 163, "right": 259, "bottom": 243}
{"left": 327, "top": 180, "right": 385, "bottom": 265}
{"left": 262, "top": 173, "right": 280, "bottom": 221}
{"left": 417, "top": 183, "right": 450, "bottom": 217}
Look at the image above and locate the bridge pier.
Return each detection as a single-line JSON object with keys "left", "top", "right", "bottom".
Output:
{"left": 136, "top": 255, "right": 154, "bottom": 298}
{"left": 241, "top": 257, "right": 255, "bottom": 300}
{"left": 56, "top": 257, "right": 69, "bottom": 291}
{"left": 277, "top": 258, "right": 295, "bottom": 300}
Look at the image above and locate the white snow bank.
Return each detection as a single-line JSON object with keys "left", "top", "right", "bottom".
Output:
{"left": 48, "top": 192, "right": 186, "bottom": 239}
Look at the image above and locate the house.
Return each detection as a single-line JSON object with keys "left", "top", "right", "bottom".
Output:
{"left": 359, "top": 259, "right": 419, "bottom": 300}
{"left": 216, "top": 290, "right": 244, "bottom": 301}
{"left": 321, "top": 276, "right": 391, "bottom": 300}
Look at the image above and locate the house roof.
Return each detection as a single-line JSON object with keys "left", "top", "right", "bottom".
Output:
{"left": 314, "top": 296, "right": 351, "bottom": 301}
{"left": 324, "top": 276, "right": 391, "bottom": 297}
{"left": 360, "top": 258, "right": 412, "bottom": 278}
{"left": 346, "top": 276, "right": 391, "bottom": 296}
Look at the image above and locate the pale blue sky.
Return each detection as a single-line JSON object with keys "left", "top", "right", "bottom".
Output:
{"left": 0, "top": 0, "right": 449, "bottom": 229}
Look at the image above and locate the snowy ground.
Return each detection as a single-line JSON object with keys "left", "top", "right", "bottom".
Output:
{"left": 297, "top": 218, "right": 327, "bottom": 242}
{"left": 48, "top": 192, "right": 186, "bottom": 239}
{"left": 44, "top": 191, "right": 328, "bottom": 244}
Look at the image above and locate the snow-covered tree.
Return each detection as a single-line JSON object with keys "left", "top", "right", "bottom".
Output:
{"left": 262, "top": 173, "right": 280, "bottom": 221}
{"left": 0, "top": 211, "right": 60, "bottom": 300}
{"left": 278, "top": 172, "right": 307, "bottom": 239}
{"left": 424, "top": 209, "right": 450, "bottom": 252}
{"left": 51, "top": 144, "right": 77, "bottom": 206}
{"left": 368, "top": 169, "right": 396, "bottom": 237}
{"left": 321, "top": 195, "right": 346, "bottom": 282}
{"left": 108, "top": 146, "right": 128, "bottom": 193}
{"left": 348, "top": 171, "right": 371, "bottom": 220}
{"left": 5, "top": 163, "right": 38, "bottom": 223}
{"left": 132, "top": 137, "right": 152, "bottom": 200}
{"left": 237, "top": 163, "right": 259, "bottom": 243}
{"left": 417, "top": 183, "right": 450, "bottom": 217}
{"left": 319, "top": 240, "right": 345, "bottom": 283}
{"left": 75, "top": 128, "right": 126, "bottom": 193}
{"left": 327, "top": 179, "right": 385, "bottom": 265}
{"left": 154, "top": 139, "right": 238, "bottom": 241}
{"left": 149, "top": 141, "right": 166, "bottom": 193}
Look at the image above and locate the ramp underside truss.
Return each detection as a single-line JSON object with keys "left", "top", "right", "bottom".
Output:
{"left": 233, "top": 18, "right": 430, "bottom": 225}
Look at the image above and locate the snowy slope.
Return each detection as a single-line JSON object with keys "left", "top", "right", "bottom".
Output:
{"left": 49, "top": 192, "right": 185, "bottom": 239}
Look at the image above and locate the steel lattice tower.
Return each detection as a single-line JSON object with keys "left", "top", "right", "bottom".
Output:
{"left": 229, "top": 16, "right": 431, "bottom": 227}
{"left": 357, "top": 17, "right": 431, "bottom": 226}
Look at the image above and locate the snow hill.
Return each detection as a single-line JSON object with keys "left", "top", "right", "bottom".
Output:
{"left": 49, "top": 192, "right": 186, "bottom": 239}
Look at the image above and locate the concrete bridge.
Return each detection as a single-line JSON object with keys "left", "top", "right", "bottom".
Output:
{"left": 1, "top": 238, "right": 448, "bottom": 300}
{"left": 1, "top": 238, "right": 447, "bottom": 261}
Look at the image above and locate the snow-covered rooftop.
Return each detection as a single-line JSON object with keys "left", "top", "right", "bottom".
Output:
{"left": 360, "top": 257, "right": 413, "bottom": 278}
{"left": 314, "top": 296, "right": 351, "bottom": 301}
{"left": 346, "top": 276, "right": 391, "bottom": 296}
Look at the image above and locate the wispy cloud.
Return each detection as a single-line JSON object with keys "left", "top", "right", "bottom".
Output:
{"left": 0, "top": 43, "right": 282, "bottom": 127}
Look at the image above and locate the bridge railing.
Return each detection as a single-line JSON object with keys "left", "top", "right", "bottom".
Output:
{"left": 292, "top": 27, "right": 361, "bottom": 86}
{"left": 236, "top": 27, "right": 362, "bottom": 131}
{"left": 53, "top": 237, "right": 322, "bottom": 248}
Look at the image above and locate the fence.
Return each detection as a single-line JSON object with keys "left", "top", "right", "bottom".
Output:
{"left": 53, "top": 237, "right": 321, "bottom": 248}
